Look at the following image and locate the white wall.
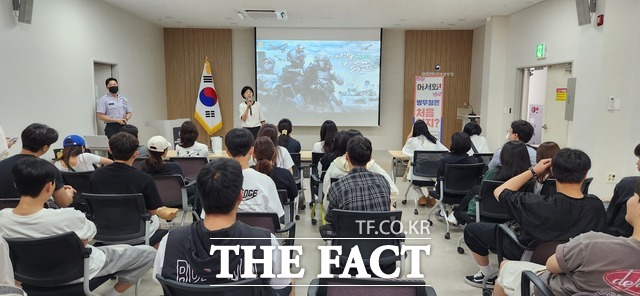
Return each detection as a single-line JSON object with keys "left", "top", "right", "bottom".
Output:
{"left": 231, "top": 28, "right": 406, "bottom": 150}
{"left": 0, "top": 0, "right": 166, "bottom": 157}
{"left": 469, "top": 25, "right": 485, "bottom": 127}
{"left": 480, "top": 0, "right": 640, "bottom": 198}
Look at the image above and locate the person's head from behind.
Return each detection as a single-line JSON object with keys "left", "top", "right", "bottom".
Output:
{"left": 120, "top": 124, "right": 139, "bottom": 139}
{"left": 258, "top": 124, "right": 280, "bottom": 161}
{"left": 253, "top": 136, "right": 275, "bottom": 176}
{"left": 412, "top": 120, "right": 437, "bottom": 144}
{"left": 496, "top": 141, "right": 530, "bottom": 181}
{"left": 346, "top": 136, "right": 372, "bottom": 168}
{"left": 450, "top": 132, "right": 472, "bottom": 154}
{"left": 13, "top": 157, "right": 58, "bottom": 199}
{"left": 277, "top": 118, "right": 293, "bottom": 146}
{"left": 145, "top": 136, "right": 170, "bottom": 172}
{"left": 634, "top": 143, "right": 640, "bottom": 172}
{"left": 537, "top": 141, "right": 561, "bottom": 162}
{"left": 60, "top": 135, "right": 86, "bottom": 166}
{"left": 109, "top": 132, "right": 139, "bottom": 161}
{"left": 551, "top": 148, "right": 591, "bottom": 184}
{"left": 508, "top": 120, "right": 534, "bottom": 143}
{"left": 463, "top": 122, "right": 482, "bottom": 137}
{"left": 21, "top": 123, "right": 58, "bottom": 155}
{"left": 320, "top": 120, "right": 338, "bottom": 153}
{"left": 197, "top": 158, "right": 244, "bottom": 215}
{"left": 179, "top": 120, "right": 199, "bottom": 148}
{"left": 334, "top": 129, "right": 363, "bottom": 157}
{"left": 225, "top": 128, "right": 254, "bottom": 158}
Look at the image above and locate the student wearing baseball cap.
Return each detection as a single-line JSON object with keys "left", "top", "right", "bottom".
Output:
{"left": 140, "top": 135, "right": 184, "bottom": 177}
{"left": 55, "top": 134, "right": 113, "bottom": 172}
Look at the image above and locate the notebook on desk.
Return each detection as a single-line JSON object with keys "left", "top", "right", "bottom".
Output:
{"left": 83, "top": 135, "right": 109, "bottom": 150}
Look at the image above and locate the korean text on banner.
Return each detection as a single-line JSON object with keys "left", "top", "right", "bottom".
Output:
{"left": 414, "top": 76, "right": 444, "bottom": 140}
{"left": 194, "top": 57, "right": 223, "bottom": 135}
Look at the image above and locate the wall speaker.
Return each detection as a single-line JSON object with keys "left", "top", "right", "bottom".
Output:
{"left": 12, "top": 0, "right": 34, "bottom": 24}
{"left": 576, "top": 0, "right": 594, "bottom": 26}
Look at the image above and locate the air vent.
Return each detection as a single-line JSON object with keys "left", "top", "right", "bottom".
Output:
{"left": 241, "top": 9, "right": 288, "bottom": 20}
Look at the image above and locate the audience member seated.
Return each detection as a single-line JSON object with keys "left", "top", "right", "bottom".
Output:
{"left": 488, "top": 120, "right": 537, "bottom": 169}
{"left": 89, "top": 132, "right": 176, "bottom": 246}
{"left": 0, "top": 123, "right": 74, "bottom": 208}
{"left": 323, "top": 136, "right": 391, "bottom": 230}
{"left": 153, "top": 158, "right": 292, "bottom": 295}
{"left": 0, "top": 236, "right": 22, "bottom": 293}
{"left": 277, "top": 118, "right": 301, "bottom": 154}
{"left": 319, "top": 130, "right": 345, "bottom": 173}
{"left": 430, "top": 132, "right": 478, "bottom": 209}
{"left": 140, "top": 136, "right": 184, "bottom": 177}
{"left": 225, "top": 128, "right": 284, "bottom": 219}
{"left": 532, "top": 141, "right": 560, "bottom": 194}
{"left": 402, "top": 119, "right": 449, "bottom": 207}
{"left": 256, "top": 124, "right": 294, "bottom": 173}
{"left": 120, "top": 124, "right": 149, "bottom": 158}
{"left": 312, "top": 120, "right": 337, "bottom": 153}
{"left": 448, "top": 140, "right": 531, "bottom": 226}
{"left": 463, "top": 148, "right": 606, "bottom": 288}
{"left": 54, "top": 134, "right": 112, "bottom": 172}
{"left": 494, "top": 178, "right": 640, "bottom": 296}
{"left": 175, "top": 120, "right": 209, "bottom": 158}
{"left": 606, "top": 143, "right": 640, "bottom": 237}
{"left": 463, "top": 121, "right": 490, "bottom": 156}
{"left": 0, "top": 157, "right": 155, "bottom": 296}
{"left": 253, "top": 136, "right": 298, "bottom": 202}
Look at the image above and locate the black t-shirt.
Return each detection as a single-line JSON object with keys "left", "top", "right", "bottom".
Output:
{"left": 499, "top": 189, "right": 607, "bottom": 245}
{"left": 0, "top": 154, "right": 64, "bottom": 198}
{"left": 140, "top": 162, "right": 184, "bottom": 178}
{"left": 89, "top": 162, "right": 163, "bottom": 211}
{"left": 279, "top": 137, "right": 301, "bottom": 154}
{"left": 606, "top": 176, "right": 639, "bottom": 237}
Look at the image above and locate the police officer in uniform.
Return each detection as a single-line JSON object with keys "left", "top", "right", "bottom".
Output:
{"left": 96, "top": 78, "right": 132, "bottom": 138}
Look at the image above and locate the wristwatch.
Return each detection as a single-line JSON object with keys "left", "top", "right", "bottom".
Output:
{"left": 529, "top": 167, "right": 537, "bottom": 177}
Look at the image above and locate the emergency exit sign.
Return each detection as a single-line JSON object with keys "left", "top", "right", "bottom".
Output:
{"left": 536, "top": 43, "right": 546, "bottom": 59}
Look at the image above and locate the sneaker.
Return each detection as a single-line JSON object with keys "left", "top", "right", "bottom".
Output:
{"left": 464, "top": 271, "right": 496, "bottom": 288}
{"left": 434, "top": 209, "right": 447, "bottom": 220}
{"left": 446, "top": 212, "right": 459, "bottom": 226}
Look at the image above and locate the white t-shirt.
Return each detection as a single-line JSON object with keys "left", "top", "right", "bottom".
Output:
{"left": 54, "top": 152, "right": 101, "bottom": 172}
{"left": 467, "top": 135, "right": 490, "bottom": 156}
{"left": 238, "top": 169, "right": 285, "bottom": 218}
{"left": 0, "top": 208, "right": 106, "bottom": 279}
{"left": 312, "top": 141, "right": 325, "bottom": 153}
{"left": 176, "top": 141, "right": 209, "bottom": 158}
{"left": 238, "top": 101, "right": 264, "bottom": 128}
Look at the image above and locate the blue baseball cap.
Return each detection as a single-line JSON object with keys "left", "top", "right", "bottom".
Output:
{"left": 63, "top": 135, "right": 86, "bottom": 147}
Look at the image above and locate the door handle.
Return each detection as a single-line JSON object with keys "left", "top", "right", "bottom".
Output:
{"left": 541, "top": 124, "right": 548, "bottom": 130}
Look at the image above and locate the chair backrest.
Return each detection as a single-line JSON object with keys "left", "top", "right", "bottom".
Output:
{"left": 236, "top": 212, "right": 280, "bottom": 234}
{"left": 132, "top": 157, "right": 147, "bottom": 170}
{"left": 331, "top": 210, "right": 403, "bottom": 262}
{"left": 529, "top": 241, "right": 563, "bottom": 265}
{"left": 156, "top": 274, "right": 263, "bottom": 296}
{"left": 82, "top": 193, "right": 148, "bottom": 243}
{"left": 473, "top": 153, "right": 493, "bottom": 165}
{"left": 311, "top": 152, "right": 325, "bottom": 175}
{"left": 152, "top": 175, "right": 185, "bottom": 207}
{"left": 60, "top": 171, "right": 94, "bottom": 195}
{"left": 5, "top": 232, "right": 86, "bottom": 287}
{"left": 169, "top": 157, "right": 208, "bottom": 181}
{"left": 441, "top": 163, "right": 485, "bottom": 195}
{"left": 314, "top": 277, "right": 432, "bottom": 296}
{"left": 412, "top": 151, "right": 446, "bottom": 178}
{"left": 540, "top": 177, "right": 593, "bottom": 195}
{"left": 477, "top": 180, "right": 509, "bottom": 221}
{"left": 0, "top": 198, "right": 20, "bottom": 211}
{"left": 289, "top": 152, "right": 302, "bottom": 169}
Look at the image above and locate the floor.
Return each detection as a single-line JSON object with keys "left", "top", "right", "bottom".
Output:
{"left": 95, "top": 150, "right": 490, "bottom": 296}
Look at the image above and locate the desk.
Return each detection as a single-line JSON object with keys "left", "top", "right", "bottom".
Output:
{"left": 388, "top": 150, "right": 409, "bottom": 184}
{"left": 165, "top": 150, "right": 230, "bottom": 160}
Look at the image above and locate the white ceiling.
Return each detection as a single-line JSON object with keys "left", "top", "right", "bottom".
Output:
{"left": 100, "top": 0, "right": 545, "bottom": 30}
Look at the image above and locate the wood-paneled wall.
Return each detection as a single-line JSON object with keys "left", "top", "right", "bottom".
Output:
{"left": 164, "top": 29, "right": 233, "bottom": 147}
{"left": 403, "top": 30, "right": 473, "bottom": 147}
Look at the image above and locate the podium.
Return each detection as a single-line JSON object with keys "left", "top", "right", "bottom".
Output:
{"left": 145, "top": 118, "right": 190, "bottom": 149}
{"left": 457, "top": 108, "right": 480, "bottom": 124}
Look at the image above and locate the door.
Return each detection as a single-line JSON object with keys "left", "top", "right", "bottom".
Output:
{"left": 526, "top": 67, "right": 547, "bottom": 145}
{"left": 541, "top": 64, "right": 571, "bottom": 147}
{"left": 93, "top": 62, "right": 117, "bottom": 135}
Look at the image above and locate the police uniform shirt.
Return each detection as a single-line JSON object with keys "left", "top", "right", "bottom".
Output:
{"left": 97, "top": 93, "right": 132, "bottom": 121}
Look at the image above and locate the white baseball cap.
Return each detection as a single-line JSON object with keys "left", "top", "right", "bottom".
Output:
{"left": 147, "top": 135, "right": 171, "bottom": 152}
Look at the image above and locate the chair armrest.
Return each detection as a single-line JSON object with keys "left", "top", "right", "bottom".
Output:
{"left": 81, "top": 246, "right": 93, "bottom": 258}
{"left": 307, "top": 278, "right": 320, "bottom": 296}
{"left": 311, "top": 174, "right": 321, "bottom": 183}
{"left": 424, "top": 285, "right": 438, "bottom": 296}
{"left": 475, "top": 194, "right": 481, "bottom": 222}
{"left": 141, "top": 213, "right": 152, "bottom": 221}
{"left": 183, "top": 179, "right": 197, "bottom": 187}
{"left": 496, "top": 223, "right": 530, "bottom": 263}
{"left": 521, "top": 270, "right": 554, "bottom": 296}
